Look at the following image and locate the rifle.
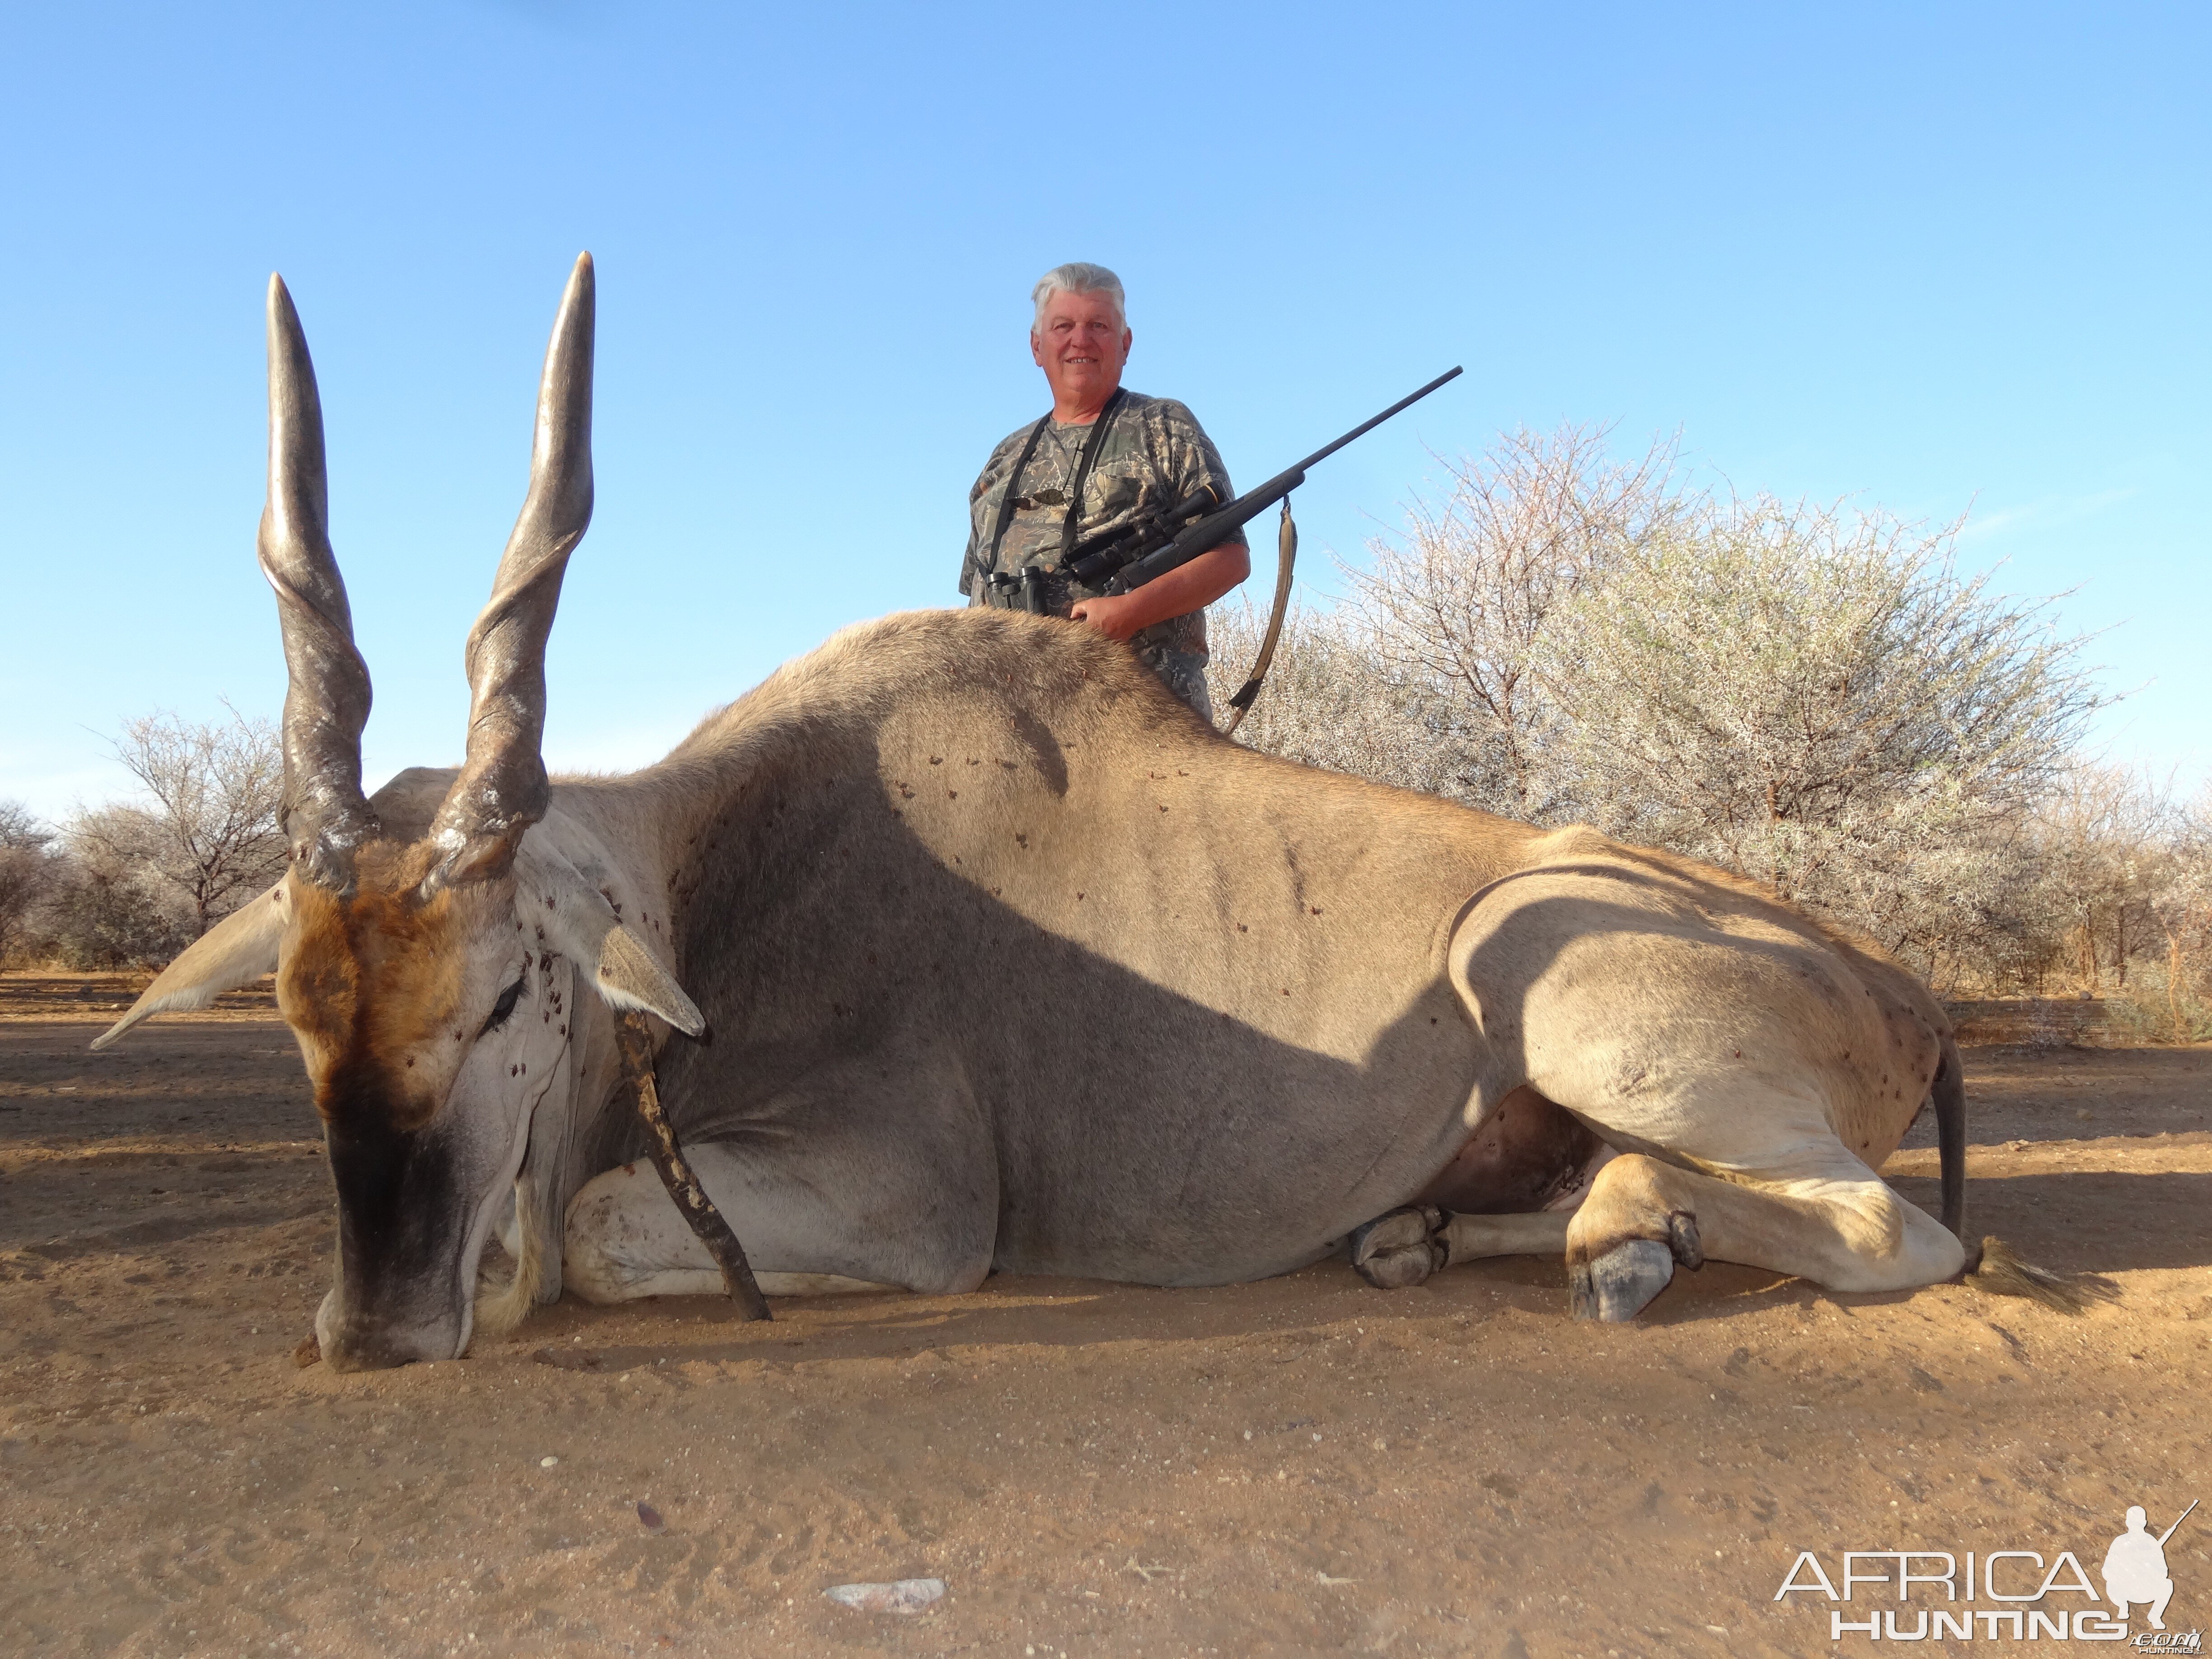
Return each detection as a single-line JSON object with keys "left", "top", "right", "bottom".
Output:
{"left": 1059, "top": 365, "right": 1463, "bottom": 593}
{"left": 2157, "top": 1499, "right": 2198, "bottom": 1548}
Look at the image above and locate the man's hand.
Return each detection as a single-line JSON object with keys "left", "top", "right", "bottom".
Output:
{"left": 1068, "top": 541, "right": 1251, "bottom": 642}
{"left": 1067, "top": 591, "right": 1146, "bottom": 642}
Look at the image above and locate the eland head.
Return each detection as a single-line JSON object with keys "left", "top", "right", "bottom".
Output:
{"left": 94, "top": 255, "right": 703, "bottom": 1369}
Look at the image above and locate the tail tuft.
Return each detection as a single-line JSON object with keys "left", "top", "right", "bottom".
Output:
{"left": 470, "top": 1266, "right": 539, "bottom": 1342}
{"left": 1966, "top": 1236, "right": 2120, "bottom": 1316}
{"left": 1932, "top": 1034, "right": 1967, "bottom": 1242}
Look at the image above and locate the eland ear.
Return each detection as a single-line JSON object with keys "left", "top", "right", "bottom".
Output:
{"left": 515, "top": 837, "right": 705, "bottom": 1039}
{"left": 593, "top": 925, "right": 706, "bottom": 1038}
{"left": 92, "top": 880, "right": 291, "bottom": 1051}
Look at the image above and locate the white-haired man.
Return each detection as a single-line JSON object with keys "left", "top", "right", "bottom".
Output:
{"left": 958, "top": 263, "right": 1250, "bottom": 718}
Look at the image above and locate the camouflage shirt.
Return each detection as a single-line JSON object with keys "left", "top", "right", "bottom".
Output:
{"left": 959, "top": 390, "right": 1245, "bottom": 706}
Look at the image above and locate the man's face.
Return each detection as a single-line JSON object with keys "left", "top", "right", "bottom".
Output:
{"left": 1031, "top": 288, "right": 1131, "bottom": 410}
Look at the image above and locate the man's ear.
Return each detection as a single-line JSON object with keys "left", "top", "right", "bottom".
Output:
{"left": 92, "top": 880, "right": 291, "bottom": 1051}
{"left": 514, "top": 839, "right": 705, "bottom": 1039}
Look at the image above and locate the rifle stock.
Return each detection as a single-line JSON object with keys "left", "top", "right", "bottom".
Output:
{"left": 1106, "top": 468, "right": 1307, "bottom": 592}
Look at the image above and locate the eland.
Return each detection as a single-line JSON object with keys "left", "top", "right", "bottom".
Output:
{"left": 98, "top": 256, "right": 1975, "bottom": 1370}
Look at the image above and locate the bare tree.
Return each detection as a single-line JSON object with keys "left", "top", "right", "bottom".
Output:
{"left": 1206, "top": 603, "right": 1467, "bottom": 797}
{"left": 34, "top": 825, "right": 196, "bottom": 969}
{"left": 2029, "top": 764, "right": 2173, "bottom": 992}
{"left": 0, "top": 800, "right": 57, "bottom": 965}
{"left": 2151, "top": 785, "right": 2212, "bottom": 1039}
{"left": 1229, "top": 425, "right": 2113, "bottom": 991}
{"left": 79, "top": 706, "right": 288, "bottom": 939}
{"left": 1532, "top": 496, "right": 2105, "bottom": 979}
{"left": 2029, "top": 766, "right": 2212, "bottom": 1038}
{"left": 1347, "top": 423, "right": 1692, "bottom": 819}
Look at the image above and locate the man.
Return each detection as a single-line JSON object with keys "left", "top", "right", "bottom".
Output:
{"left": 959, "top": 263, "right": 1249, "bottom": 719}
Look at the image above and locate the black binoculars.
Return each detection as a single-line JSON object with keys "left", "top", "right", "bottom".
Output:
{"left": 984, "top": 565, "right": 1060, "bottom": 616}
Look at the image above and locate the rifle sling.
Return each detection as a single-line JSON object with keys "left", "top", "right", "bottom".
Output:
{"left": 1221, "top": 497, "right": 1298, "bottom": 736}
{"left": 984, "top": 387, "right": 1127, "bottom": 583}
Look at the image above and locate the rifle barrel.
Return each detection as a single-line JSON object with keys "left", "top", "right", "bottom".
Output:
{"left": 1276, "top": 365, "right": 1462, "bottom": 482}
{"left": 2157, "top": 1498, "right": 2198, "bottom": 1547}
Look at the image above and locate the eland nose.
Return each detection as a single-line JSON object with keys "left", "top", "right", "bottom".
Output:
{"left": 313, "top": 1289, "right": 456, "bottom": 1373}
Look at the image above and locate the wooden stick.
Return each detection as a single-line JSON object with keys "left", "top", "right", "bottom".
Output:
{"left": 614, "top": 1011, "right": 770, "bottom": 1321}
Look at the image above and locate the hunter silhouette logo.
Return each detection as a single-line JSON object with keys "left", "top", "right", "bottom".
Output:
{"left": 1775, "top": 1498, "right": 2199, "bottom": 1643}
{"left": 2106, "top": 1500, "right": 2194, "bottom": 1634}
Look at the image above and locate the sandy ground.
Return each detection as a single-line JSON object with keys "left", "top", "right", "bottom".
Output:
{"left": 2, "top": 972, "right": 2208, "bottom": 1658}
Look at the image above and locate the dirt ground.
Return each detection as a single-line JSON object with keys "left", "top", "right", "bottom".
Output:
{"left": 2, "top": 973, "right": 2207, "bottom": 1658}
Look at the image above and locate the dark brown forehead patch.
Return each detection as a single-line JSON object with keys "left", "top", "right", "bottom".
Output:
{"left": 278, "top": 845, "right": 502, "bottom": 1130}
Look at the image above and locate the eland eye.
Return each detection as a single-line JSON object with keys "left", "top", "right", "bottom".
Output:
{"left": 479, "top": 975, "right": 527, "bottom": 1036}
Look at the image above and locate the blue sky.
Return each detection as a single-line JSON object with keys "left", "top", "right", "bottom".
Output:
{"left": 2, "top": 3, "right": 2204, "bottom": 824}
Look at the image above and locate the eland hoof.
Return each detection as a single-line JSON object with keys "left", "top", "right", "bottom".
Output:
{"left": 1569, "top": 1239, "right": 1676, "bottom": 1322}
{"left": 1665, "top": 1209, "right": 1703, "bottom": 1271}
{"left": 1351, "top": 1205, "right": 1448, "bottom": 1289}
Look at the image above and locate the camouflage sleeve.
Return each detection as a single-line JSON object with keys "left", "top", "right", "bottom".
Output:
{"left": 958, "top": 470, "right": 986, "bottom": 600}
{"left": 1154, "top": 400, "right": 1248, "bottom": 549}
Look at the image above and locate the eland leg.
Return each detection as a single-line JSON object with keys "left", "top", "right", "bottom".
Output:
{"left": 1564, "top": 1148, "right": 1965, "bottom": 1321}
{"left": 563, "top": 1154, "right": 920, "bottom": 1300}
{"left": 1351, "top": 1082, "right": 1602, "bottom": 1289}
{"left": 1351, "top": 1208, "right": 1573, "bottom": 1287}
{"left": 1446, "top": 853, "right": 1967, "bottom": 1321}
{"left": 563, "top": 1061, "right": 998, "bottom": 1303}
{"left": 1446, "top": 1211, "right": 1575, "bottom": 1261}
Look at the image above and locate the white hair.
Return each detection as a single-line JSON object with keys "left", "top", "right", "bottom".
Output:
{"left": 1031, "top": 262, "right": 1126, "bottom": 332}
